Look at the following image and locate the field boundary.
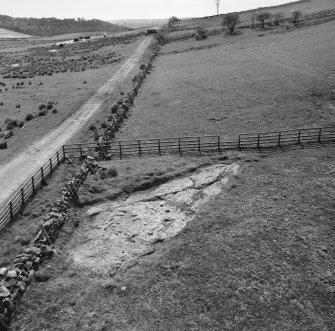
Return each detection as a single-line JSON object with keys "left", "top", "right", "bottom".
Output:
{"left": 63, "top": 126, "right": 335, "bottom": 159}
{"left": 0, "top": 147, "right": 66, "bottom": 233}
{"left": 1, "top": 125, "right": 334, "bottom": 234}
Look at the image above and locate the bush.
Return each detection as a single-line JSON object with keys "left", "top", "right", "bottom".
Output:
{"left": 38, "top": 110, "right": 47, "bottom": 116}
{"left": 16, "top": 104, "right": 21, "bottom": 108}
{"left": 89, "top": 124, "right": 97, "bottom": 131}
{"left": 46, "top": 103, "right": 53, "bottom": 110}
{"left": 155, "top": 32, "right": 167, "bottom": 45}
{"left": 111, "top": 105, "right": 118, "bottom": 114}
{"left": 39, "top": 104, "right": 46, "bottom": 110}
{"left": 290, "top": 10, "right": 303, "bottom": 23}
{"left": 0, "top": 140, "right": 7, "bottom": 149}
{"left": 222, "top": 12, "right": 240, "bottom": 34}
{"left": 4, "top": 130, "right": 13, "bottom": 139}
{"left": 101, "top": 122, "right": 108, "bottom": 129}
{"left": 25, "top": 113, "right": 34, "bottom": 121}
{"left": 98, "top": 167, "right": 118, "bottom": 179}
{"left": 195, "top": 27, "right": 207, "bottom": 40}
{"left": 52, "top": 108, "right": 58, "bottom": 114}
{"left": 5, "top": 118, "right": 20, "bottom": 130}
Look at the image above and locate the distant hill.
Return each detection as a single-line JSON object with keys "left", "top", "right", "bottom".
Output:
{"left": 0, "top": 14, "right": 131, "bottom": 37}
{"left": 109, "top": 19, "right": 167, "bottom": 29}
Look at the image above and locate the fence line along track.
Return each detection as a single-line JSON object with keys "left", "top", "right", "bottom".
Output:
{"left": 1, "top": 125, "right": 334, "bottom": 234}
{"left": 0, "top": 146, "right": 66, "bottom": 233}
{"left": 63, "top": 126, "right": 335, "bottom": 159}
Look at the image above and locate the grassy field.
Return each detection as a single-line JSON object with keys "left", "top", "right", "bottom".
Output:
{"left": 117, "top": 20, "right": 335, "bottom": 140}
{"left": 2, "top": 0, "right": 335, "bottom": 330}
{"left": 8, "top": 146, "right": 335, "bottom": 330}
{"left": 0, "top": 34, "right": 144, "bottom": 166}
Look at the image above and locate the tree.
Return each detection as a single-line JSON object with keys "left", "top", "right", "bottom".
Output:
{"left": 250, "top": 11, "right": 256, "bottom": 29}
{"left": 168, "top": 16, "right": 180, "bottom": 29}
{"left": 256, "top": 11, "right": 272, "bottom": 28}
{"left": 273, "top": 12, "right": 284, "bottom": 26}
{"left": 222, "top": 13, "right": 240, "bottom": 34}
{"left": 215, "top": 0, "right": 221, "bottom": 15}
{"left": 290, "top": 10, "right": 302, "bottom": 23}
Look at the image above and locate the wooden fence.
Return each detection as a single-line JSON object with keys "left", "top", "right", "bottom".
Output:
{"left": 1, "top": 126, "right": 334, "bottom": 233}
{"left": 63, "top": 126, "right": 335, "bottom": 159}
{"left": 0, "top": 146, "right": 66, "bottom": 233}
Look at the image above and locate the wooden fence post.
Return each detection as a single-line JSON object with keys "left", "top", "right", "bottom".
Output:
{"left": 57, "top": 151, "right": 60, "bottom": 166}
{"left": 178, "top": 138, "right": 182, "bottom": 156}
{"left": 49, "top": 158, "right": 53, "bottom": 173}
{"left": 238, "top": 135, "right": 241, "bottom": 150}
{"left": 298, "top": 130, "right": 301, "bottom": 145}
{"left": 119, "top": 142, "right": 122, "bottom": 159}
{"left": 217, "top": 136, "right": 221, "bottom": 154}
{"left": 318, "top": 128, "right": 322, "bottom": 143}
{"left": 257, "top": 134, "right": 260, "bottom": 150}
{"left": 32, "top": 177, "right": 35, "bottom": 194}
{"left": 21, "top": 188, "right": 24, "bottom": 206}
{"left": 9, "top": 202, "right": 13, "bottom": 221}
{"left": 278, "top": 132, "right": 281, "bottom": 147}
{"left": 78, "top": 144, "right": 83, "bottom": 159}
{"left": 138, "top": 140, "right": 142, "bottom": 157}
{"left": 62, "top": 145, "right": 66, "bottom": 159}
{"left": 41, "top": 167, "right": 45, "bottom": 185}
{"left": 198, "top": 137, "right": 201, "bottom": 155}
{"left": 158, "top": 139, "right": 161, "bottom": 156}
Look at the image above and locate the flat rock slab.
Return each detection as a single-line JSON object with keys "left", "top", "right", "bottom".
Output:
{"left": 72, "top": 163, "right": 239, "bottom": 274}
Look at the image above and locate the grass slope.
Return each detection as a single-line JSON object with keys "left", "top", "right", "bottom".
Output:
{"left": 118, "top": 21, "right": 335, "bottom": 140}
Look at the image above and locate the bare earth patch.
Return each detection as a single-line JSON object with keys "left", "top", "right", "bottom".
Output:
{"left": 70, "top": 164, "right": 239, "bottom": 275}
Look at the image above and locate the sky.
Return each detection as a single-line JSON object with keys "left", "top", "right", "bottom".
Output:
{"left": 1, "top": 0, "right": 294, "bottom": 20}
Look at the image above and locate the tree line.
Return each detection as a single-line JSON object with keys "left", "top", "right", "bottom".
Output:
{"left": 0, "top": 15, "right": 131, "bottom": 36}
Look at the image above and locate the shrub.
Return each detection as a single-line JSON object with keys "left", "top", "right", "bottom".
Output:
{"left": 16, "top": 104, "right": 21, "bottom": 108}
{"left": 89, "top": 124, "right": 97, "bottom": 131}
{"left": 98, "top": 167, "right": 118, "bottom": 179}
{"left": 155, "top": 32, "right": 167, "bottom": 45}
{"left": 52, "top": 108, "right": 58, "bottom": 113}
{"left": 38, "top": 110, "right": 47, "bottom": 116}
{"left": 195, "top": 27, "right": 207, "bottom": 40}
{"left": 101, "top": 122, "right": 108, "bottom": 129}
{"left": 222, "top": 12, "right": 240, "bottom": 34}
{"left": 25, "top": 113, "right": 34, "bottom": 121}
{"left": 0, "top": 140, "right": 7, "bottom": 149}
{"left": 4, "top": 130, "right": 13, "bottom": 139}
{"left": 5, "top": 118, "right": 20, "bottom": 130}
{"left": 111, "top": 105, "right": 118, "bottom": 114}
{"left": 39, "top": 104, "right": 46, "bottom": 110}
{"left": 290, "top": 10, "right": 303, "bottom": 23}
{"left": 46, "top": 103, "right": 53, "bottom": 110}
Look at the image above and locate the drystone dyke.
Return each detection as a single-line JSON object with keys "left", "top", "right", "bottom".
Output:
{"left": 0, "top": 156, "right": 101, "bottom": 330}
{"left": 96, "top": 45, "right": 161, "bottom": 158}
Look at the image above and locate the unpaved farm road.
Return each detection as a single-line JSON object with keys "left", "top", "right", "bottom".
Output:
{"left": 0, "top": 37, "right": 152, "bottom": 208}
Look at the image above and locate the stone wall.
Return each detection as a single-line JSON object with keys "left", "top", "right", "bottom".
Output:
{"left": 0, "top": 156, "right": 100, "bottom": 330}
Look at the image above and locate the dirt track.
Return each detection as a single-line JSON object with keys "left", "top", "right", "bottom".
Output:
{"left": 0, "top": 37, "right": 152, "bottom": 207}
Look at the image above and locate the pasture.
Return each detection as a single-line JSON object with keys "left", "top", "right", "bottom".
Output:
{"left": 118, "top": 20, "right": 335, "bottom": 140}
{"left": 0, "top": 33, "right": 143, "bottom": 166}
{"left": 1, "top": 0, "right": 335, "bottom": 330}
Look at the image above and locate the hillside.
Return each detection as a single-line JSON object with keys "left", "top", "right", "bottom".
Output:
{"left": 109, "top": 18, "right": 167, "bottom": 29}
{"left": 0, "top": 14, "right": 131, "bottom": 37}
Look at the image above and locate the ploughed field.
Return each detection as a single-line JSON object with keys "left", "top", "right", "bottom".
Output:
{"left": 118, "top": 20, "right": 335, "bottom": 140}
{"left": 0, "top": 33, "right": 142, "bottom": 166}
